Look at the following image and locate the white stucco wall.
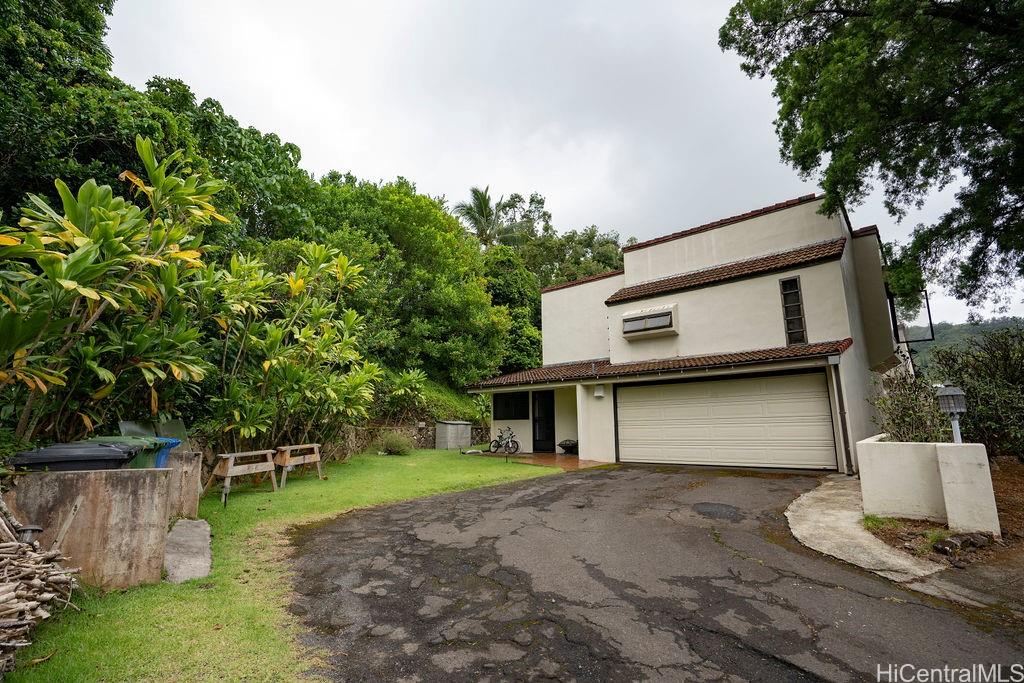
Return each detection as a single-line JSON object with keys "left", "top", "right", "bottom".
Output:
{"left": 607, "top": 261, "right": 853, "bottom": 364}
{"left": 858, "top": 436, "right": 1001, "bottom": 537}
{"left": 489, "top": 392, "right": 533, "bottom": 453}
{"left": 851, "top": 235, "right": 899, "bottom": 370}
{"left": 575, "top": 383, "right": 616, "bottom": 462}
{"left": 553, "top": 387, "right": 578, "bottom": 453}
{"left": 836, "top": 246, "right": 881, "bottom": 468}
{"left": 541, "top": 273, "right": 624, "bottom": 365}
{"left": 623, "top": 198, "right": 844, "bottom": 285}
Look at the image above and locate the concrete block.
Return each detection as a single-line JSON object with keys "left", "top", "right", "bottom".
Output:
{"left": 164, "top": 519, "right": 212, "bottom": 583}
{"left": 936, "top": 444, "right": 1001, "bottom": 538}
{"left": 165, "top": 451, "right": 201, "bottom": 519}
{"left": 857, "top": 435, "right": 946, "bottom": 522}
{"left": 3, "top": 468, "right": 171, "bottom": 588}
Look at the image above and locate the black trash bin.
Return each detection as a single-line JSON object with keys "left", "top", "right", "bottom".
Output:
{"left": 11, "top": 442, "right": 143, "bottom": 471}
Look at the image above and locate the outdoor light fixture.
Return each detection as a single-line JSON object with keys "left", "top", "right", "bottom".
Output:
{"left": 936, "top": 384, "right": 967, "bottom": 443}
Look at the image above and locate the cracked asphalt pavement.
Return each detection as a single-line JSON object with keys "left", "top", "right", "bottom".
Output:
{"left": 288, "top": 466, "right": 1024, "bottom": 681}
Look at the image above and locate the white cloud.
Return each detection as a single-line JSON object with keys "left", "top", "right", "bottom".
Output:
{"left": 105, "top": 0, "right": 1021, "bottom": 322}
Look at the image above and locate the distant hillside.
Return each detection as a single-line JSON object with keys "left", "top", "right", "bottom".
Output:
{"left": 906, "top": 317, "right": 1023, "bottom": 371}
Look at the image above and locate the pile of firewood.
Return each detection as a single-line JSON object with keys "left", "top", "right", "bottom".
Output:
{"left": 0, "top": 500, "right": 77, "bottom": 673}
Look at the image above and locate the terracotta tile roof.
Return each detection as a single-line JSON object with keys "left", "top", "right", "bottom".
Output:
{"left": 605, "top": 237, "right": 846, "bottom": 306}
{"left": 540, "top": 269, "right": 624, "bottom": 294}
{"left": 470, "top": 338, "right": 853, "bottom": 388}
{"left": 851, "top": 225, "right": 880, "bottom": 238}
{"left": 623, "top": 193, "right": 822, "bottom": 253}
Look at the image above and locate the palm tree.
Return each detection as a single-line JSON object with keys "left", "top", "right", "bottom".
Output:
{"left": 453, "top": 186, "right": 530, "bottom": 248}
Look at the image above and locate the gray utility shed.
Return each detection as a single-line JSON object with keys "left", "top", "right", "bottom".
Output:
{"left": 435, "top": 421, "right": 472, "bottom": 450}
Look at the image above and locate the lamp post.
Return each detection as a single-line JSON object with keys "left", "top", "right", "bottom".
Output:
{"left": 936, "top": 384, "right": 966, "bottom": 444}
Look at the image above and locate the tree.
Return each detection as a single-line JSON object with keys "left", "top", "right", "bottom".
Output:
{"left": 0, "top": 2, "right": 196, "bottom": 222}
{"left": 517, "top": 225, "right": 627, "bottom": 288}
{"left": 719, "top": 0, "right": 1024, "bottom": 307}
{"left": 452, "top": 186, "right": 530, "bottom": 247}
{"left": 483, "top": 246, "right": 542, "bottom": 371}
{"left": 1, "top": 136, "right": 224, "bottom": 441}
{"left": 483, "top": 246, "right": 540, "bottom": 324}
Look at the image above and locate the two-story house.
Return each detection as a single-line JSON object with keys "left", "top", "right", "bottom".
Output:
{"left": 470, "top": 194, "right": 903, "bottom": 473}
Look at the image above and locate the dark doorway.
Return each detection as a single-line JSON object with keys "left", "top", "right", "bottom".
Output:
{"left": 532, "top": 390, "right": 555, "bottom": 452}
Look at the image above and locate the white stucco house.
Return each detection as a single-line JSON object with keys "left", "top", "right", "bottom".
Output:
{"left": 470, "top": 194, "right": 906, "bottom": 473}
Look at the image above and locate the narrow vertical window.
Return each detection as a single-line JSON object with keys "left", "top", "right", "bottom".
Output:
{"left": 780, "top": 277, "right": 807, "bottom": 345}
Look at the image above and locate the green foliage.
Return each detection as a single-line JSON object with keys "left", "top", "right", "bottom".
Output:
{"left": 720, "top": 0, "right": 1024, "bottom": 306}
{"left": 501, "top": 306, "right": 543, "bottom": 373}
{"left": 861, "top": 515, "right": 900, "bottom": 532}
{"left": 906, "top": 317, "right": 1024, "bottom": 370}
{"left": 928, "top": 325, "right": 1024, "bottom": 459}
{"left": 870, "top": 368, "right": 951, "bottom": 443}
{"left": 419, "top": 380, "right": 478, "bottom": 421}
{"left": 0, "top": 141, "right": 380, "bottom": 450}
{"left": 375, "top": 430, "right": 413, "bottom": 456}
{"left": 483, "top": 246, "right": 540, "bottom": 322}
{"left": 0, "top": 136, "right": 224, "bottom": 442}
{"left": 472, "top": 394, "right": 491, "bottom": 427}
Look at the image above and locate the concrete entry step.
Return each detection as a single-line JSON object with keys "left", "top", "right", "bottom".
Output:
{"left": 164, "top": 519, "right": 212, "bottom": 583}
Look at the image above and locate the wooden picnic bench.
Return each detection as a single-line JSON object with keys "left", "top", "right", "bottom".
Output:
{"left": 203, "top": 449, "right": 278, "bottom": 506}
{"left": 274, "top": 444, "right": 324, "bottom": 489}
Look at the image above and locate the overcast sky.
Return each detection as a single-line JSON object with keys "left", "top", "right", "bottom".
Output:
{"left": 106, "top": 0, "right": 1021, "bottom": 323}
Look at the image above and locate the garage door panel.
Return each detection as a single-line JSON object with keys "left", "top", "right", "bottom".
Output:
{"left": 617, "top": 373, "right": 836, "bottom": 469}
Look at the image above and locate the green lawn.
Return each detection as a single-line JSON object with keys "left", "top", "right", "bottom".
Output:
{"left": 11, "top": 450, "right": 555, "bottom": 682}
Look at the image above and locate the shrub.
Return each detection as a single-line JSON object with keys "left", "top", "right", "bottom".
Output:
{"left": 870, "top": 368, "right": 950, "bottom": 443}
{"left": 472, "top": 394, "right": 491, "bottom": 427}
{"left": 376, "top": 430, "right": 413, "bottom": 456}
{"left": 929, "top": 326, "right": 1024, "bottom": 459}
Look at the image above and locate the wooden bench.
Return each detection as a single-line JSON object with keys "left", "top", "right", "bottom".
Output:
{"left": 204, "top": 449, "right": 278, "bottom": 506}
{"left": 274, "top": 444, "right": 323, "bottom": 489}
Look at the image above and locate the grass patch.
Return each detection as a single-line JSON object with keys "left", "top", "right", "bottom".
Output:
{"left": 421, "top": 379, "right": 478, "bottom": 421}
{"left": 10, "top": 450, "right": 554, "bottom": 682}
{"left": 862, "top": 514, "right": 902, "bottom": 532}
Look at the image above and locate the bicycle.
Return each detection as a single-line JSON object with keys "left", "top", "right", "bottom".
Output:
{"left": 489, "top": 426, "right": 520, "bottom": 455}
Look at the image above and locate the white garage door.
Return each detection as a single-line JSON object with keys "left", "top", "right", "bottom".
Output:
{"left": 616, "top": 373, "right": 837, "bottom": 469}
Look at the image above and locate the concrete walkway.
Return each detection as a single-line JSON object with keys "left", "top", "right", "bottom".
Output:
{"left": 164, "top": 519, "right": 212, "bottom": 583}
{"left": 786, "top": 476, "right": 1023, "bottom": 614}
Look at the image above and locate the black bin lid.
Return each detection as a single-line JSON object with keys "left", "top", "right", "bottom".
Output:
{"left": 11, "top": 442, "right": 135, "bottom": 465}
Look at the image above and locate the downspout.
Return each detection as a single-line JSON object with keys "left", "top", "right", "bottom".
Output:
{"left": 830, "top": 360, "right": 855, "bottom": 475}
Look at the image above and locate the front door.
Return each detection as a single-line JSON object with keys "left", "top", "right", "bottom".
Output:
{"left": 532, "top": 390, "right": 555, "bottom": 452}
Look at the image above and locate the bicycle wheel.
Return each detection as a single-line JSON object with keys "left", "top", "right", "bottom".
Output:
{"left": 505, "top": 440, "right": 520, "bottom": 454}
{"left": 489, "top": 440, "right": 501, "bottom": 453}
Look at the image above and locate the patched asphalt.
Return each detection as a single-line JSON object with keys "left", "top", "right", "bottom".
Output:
{"left": 288, "top": 466, "right": 1024, "bottom": 681}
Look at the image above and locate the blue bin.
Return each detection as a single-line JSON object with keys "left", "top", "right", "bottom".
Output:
{"left": 153, "top": 437, "right": 181, "bottom": 468}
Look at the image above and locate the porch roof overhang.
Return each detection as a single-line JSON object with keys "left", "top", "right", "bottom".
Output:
{"left": 468, "top": 338, "right": 853, "bottom": 391}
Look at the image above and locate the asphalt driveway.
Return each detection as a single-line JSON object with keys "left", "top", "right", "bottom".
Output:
{"left": 289, "top": 466, "right": 1024, "bottom": 681}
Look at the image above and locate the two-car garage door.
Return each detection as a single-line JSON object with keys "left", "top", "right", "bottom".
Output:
{"left": 616, "top": 373, "right": 837, "bottom": 469}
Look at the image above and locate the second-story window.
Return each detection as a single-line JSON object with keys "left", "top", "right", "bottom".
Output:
{"left": 780, "top": 277, "right": 807, "bottom": 345}
{"left": 623, "top": 312, "right": 672, "bottom": 335}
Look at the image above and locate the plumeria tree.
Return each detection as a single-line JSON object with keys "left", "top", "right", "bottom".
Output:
{"left": 1, "top": 136, "right": 222, "bottom": 442}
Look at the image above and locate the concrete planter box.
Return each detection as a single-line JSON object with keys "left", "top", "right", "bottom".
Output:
{"left": 857, "top": 434, "right": 1001, "bottom": 537}
{"left": 4, "top": 468, "right": 171, "bottom": 588}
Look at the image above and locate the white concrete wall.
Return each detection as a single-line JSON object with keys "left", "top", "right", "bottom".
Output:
{"left": 541, "top": 273, "right": 624, "bottom": 365}
{"left": 837, "top": 245, "right": 882, "bottom": 468}
{"left": 623, "top": 198, "right": 843, "bottom": 285}
{"left": 554, "top": 387, "right": 578, "bottom": 453}
{"left": 607, "top": 261, "right": 853, "bottom": 364}
{"left": 851, "top": 235, "right": 899, "bottom": 370}
{"left": 575, "top": 383, "right": 616, "bottom": 462}
{"left": 858, "top": 435, "right": 1001, "bottom": 537}
{"left": 858, "top": 436, "right": 947, "bottom": 522}
{"left": 489, "top": 392, "right": 533, "bottom": 453}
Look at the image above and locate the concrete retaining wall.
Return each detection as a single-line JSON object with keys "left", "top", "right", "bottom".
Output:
{"left": 3, "top": 468, "right": 171, "bottom": 588}
{"left": 166, "top": 451, "right": 201, "bottom": 519}
{"left": 857, "top": 434, "right": 1001, "bottom": 537}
